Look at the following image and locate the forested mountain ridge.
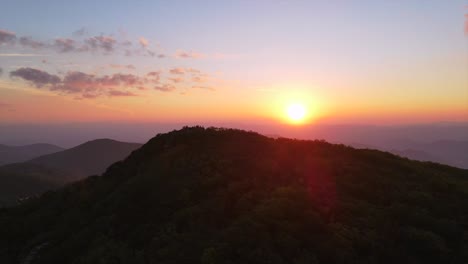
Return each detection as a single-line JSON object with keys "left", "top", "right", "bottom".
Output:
{"left": 0, "top": 127, "right": 467, "bottom": 264}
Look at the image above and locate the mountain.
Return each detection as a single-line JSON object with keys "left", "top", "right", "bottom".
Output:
{"left": 0, "top": 163, "right": 68, "bottom": 207}
{"left": 0, "top": 127, "right": 467, "bottom": 263}
{"left": 0, "top": 143, "right": 64, "bottom": 166}
{"left": 28, "top": 139, "right": 143, "bottom": 179}
{"left": 0, "top": 139, "right": 142, "bottom": 207}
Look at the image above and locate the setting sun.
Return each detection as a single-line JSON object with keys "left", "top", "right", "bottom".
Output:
{"left": 286, "top": 103, "right": 307, "bottom": 123}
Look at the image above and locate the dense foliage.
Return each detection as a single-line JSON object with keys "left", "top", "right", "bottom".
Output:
{"left": 0, "top": 127, "right": 467, "bottom": 263}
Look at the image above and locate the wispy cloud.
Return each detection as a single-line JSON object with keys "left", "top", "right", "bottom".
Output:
{"left": 19, "top": 37, "right": 46, "bottom": 49}
{"left": 154, "top": 84, "right": 176, "bottom": 92}
{"left": 84, "top": 35, "right": 117, "bottom": 52}
{"left": 0, "top": 29, "right": 16, "bottom": 45}
{"left": 0, "top": 53, "right": 47, "bottom": 57}
{"left": 192, "top": 85, "right": 215, "bottom": 91}
{"left": 175, "top": 50, "right": 204, "bottom": 59}
{"left": 139, "top": 37, "right": 149, "bottom": 48}
{"left": 169, "top": 67, "right": 186, "bottom": 75}
{"left": 53, "top": 38, "right": 76, "bottom": 52}
{"left": 109, "top": 64, "right": 136, "bottom": 70}
{"left": 8, "top": 67, "right": 216, "bottom": 99}
{"left": 168, "top": 77, "right": 184, "bottom": 83}
{"left": 73, "top": 27, "right": 88, "bottom": 37}
{"left": 10, "top": 68, "right": 61, "bottom": 87}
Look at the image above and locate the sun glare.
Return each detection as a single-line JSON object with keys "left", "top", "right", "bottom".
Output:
{"left": 286, "top": 103, "right": 307, "bottom": 123}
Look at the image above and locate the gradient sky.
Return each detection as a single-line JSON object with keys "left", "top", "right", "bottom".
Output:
{"left": 0, "top": 0, "right": 467, "bottom": 126}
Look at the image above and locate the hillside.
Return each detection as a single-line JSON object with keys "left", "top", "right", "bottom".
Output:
{"left": 0, "top": 143, "right": 64, "bottom": 166}
{"left": 0, "top": 163, "right": 68, "bottom": 207}
{"left": 0, "top": 127, "right": 467, "bottom": 263}
{"left": 0, "top": 139, "right": 142, "bottom": 207}
{"left": 28, "top": 139, "right": 142, "bottom": 179}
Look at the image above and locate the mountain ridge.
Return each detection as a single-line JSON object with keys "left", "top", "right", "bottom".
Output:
{"left": 0, "top": 127, "right": 466, "bottom": 263}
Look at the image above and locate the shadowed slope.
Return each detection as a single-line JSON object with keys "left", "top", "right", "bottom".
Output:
{"left": 0, "top": 127, "right": 467, "bottom": 264}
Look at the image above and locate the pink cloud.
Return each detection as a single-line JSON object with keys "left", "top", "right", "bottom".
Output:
{"left": 139, "top": 37, "right": 149, "bottom": 48}
{"left": 154, "top": 84, "right": 176, "bottom": 92}
{"left": 169, "top": 67, "right": 185, "bottom": 75}
{"left": 175, "top": 50, "right": 204, "bottom": 59}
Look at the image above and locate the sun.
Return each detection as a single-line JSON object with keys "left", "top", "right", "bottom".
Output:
{"left": 286, "top": 103, "right": 307, "bottom": 123}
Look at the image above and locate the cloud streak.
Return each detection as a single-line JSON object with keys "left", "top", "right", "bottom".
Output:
{"left": 10, "top": 68, "right": 61, "bottom": 87}
{"left": 175, "top": 50, "right": 204, "bottom": 59}
{"left": 8, "top": 67, "right": 216, "bottom": 99}
{"left": 0, "top": 28, "right": 161, "bottom": 57}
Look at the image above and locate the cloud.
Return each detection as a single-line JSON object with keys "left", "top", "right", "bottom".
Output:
{"left": 0, "top": 29, "right": 16, "bottom": 45}
{"left": 146, "top": 71, "right": 161, "bottom": 82}
{"left": 168, "top": 77, "right": 184, "bottom": 83}
{"left": 169, "top": 67, "right": 185, "bottom": 75}
{"left": 19, "top": 36, "right": 46, "bottom": 49}
{"left": 109, "top": 64, "right": 136, "bottom": 70}
{"left": 0, "top": 67, "right": 2, "bottom": 76}
{"left": 192, "top": 75, "right": 207, "bottom": 83}
{"left": 0, "top": 53, "right": 46, "bottom": 57}
{"left": 73, "top": 27, "right": 87, "bottom": 37}
{"left": 54, "top": 38, "right": 77, "bottom": 52}
{"left": 154, "top": 84, "right": 176, "bottom": 92}
{"left": 9, "top": 67, "right": 146, "bottom": 98}
{"left": 465, "top": 13, "right": 468, "bottom": 35}
{"left": 0, "top": 28, "right": 205, "bottom": 59}
{"left": 10, "top": 68, "right": 61, "bottom": 87}
{"left": 121, "top": 40, "right": 132, "bottom": 47}
{"left": 84, "top": 35, "right": 117, "bottom": 52}
{"left": 108, "top": 90, "right": 137, "bottom": 97}
{"left": 9, "top": 67, "right": 215, "bottom": 98}
{"left": 175, "top": 50, "right": 204, "bottom": 59}
{"left": 53, "top": 71, "right": 145, "bottom": 98}
{"left": 139, "top": 37, "right": 149, "bottom": 48}
{"left": 192, "top": 85, "right": 215, "bottom": 91}
{"left": 0, "top": 101, "right": 10, "bottom": 108}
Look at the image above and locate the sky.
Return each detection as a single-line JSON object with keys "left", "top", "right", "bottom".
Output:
{"left": 0, "top": 0, "right": 467, "bottom": 126}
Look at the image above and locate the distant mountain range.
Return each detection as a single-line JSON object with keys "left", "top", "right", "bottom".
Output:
{"left": 0, "top": 139, "right": 142, "bottom": 206}
{"left": 28, "top": 139, "right": 142, "bottom": 178}
{"left": 349, "top": 140, "right": 468, "bottom": 169}
{"left": 0, "top": 143, "right": 64, "bottom": 166}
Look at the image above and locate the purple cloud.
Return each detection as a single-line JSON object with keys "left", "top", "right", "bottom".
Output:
{"left": 84, "top": 35, "right": 116, "bottom": 52}
{"left": 19, "top": 37, "right": 46, "bottom": 49}
{"left": 10, "top": 68, "right": 61, "bottom": 87}
{"left": 0, "top": 29, "right": 16, "bottom": 45}
{"left": 154, "top": 84, "right": 176, "bottom": 92}
{"left": 169, "top": 67, "right": 185, "bottom": 75}
{"left": 175, "top": 50, "right": 204, "bottom": 59}
{"left": 108, "top": 90, "right": 137, "bottom": 97}
{"left": 54, "top": 38, "right": 76, "bottom": 52}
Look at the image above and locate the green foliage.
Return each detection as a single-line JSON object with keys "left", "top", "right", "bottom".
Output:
{"left": 0, "top": 126, "right": 467, "bottom": 263}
